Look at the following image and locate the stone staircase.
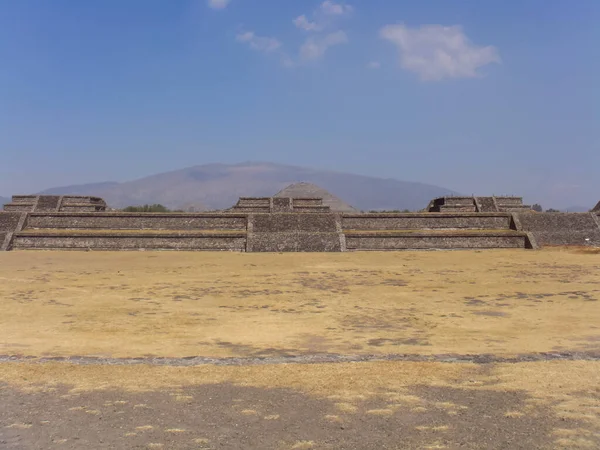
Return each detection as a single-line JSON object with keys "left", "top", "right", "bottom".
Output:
{"left": 34, "top": 195, "right": 61, "bottom": 212}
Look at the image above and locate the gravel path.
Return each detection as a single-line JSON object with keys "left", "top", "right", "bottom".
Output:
{"left": 2, "top": 350, "right": 599, "bottom": 366}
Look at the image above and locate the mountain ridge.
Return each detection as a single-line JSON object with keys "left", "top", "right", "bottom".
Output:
{"left": 36, "top": 162, "right": 459, "bottom": 211}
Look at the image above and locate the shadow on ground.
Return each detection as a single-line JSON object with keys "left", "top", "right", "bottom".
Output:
{"left": 1, "top": 382, "right": 594, "bottom": 449}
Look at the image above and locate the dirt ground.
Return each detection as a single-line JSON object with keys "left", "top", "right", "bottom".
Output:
{"left": 0, "top": 248, "right": 599, "bottom": 358}
{"left": 1, "top": 361, "right": 600, "bottom": 449}
{"left": 1, "top": 248, "right": 599, "bottom": 449}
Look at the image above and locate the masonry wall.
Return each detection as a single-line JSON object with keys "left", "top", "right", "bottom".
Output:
{"left": 252, "top": 213, "right": 339, "bottom": 232}
{"left": 248, "top": 232, "right": 342, "bottom": 252}
{"left": 0, "top": 212, "right": 26, "bottom": 251}
{"left": 26, "top": 213, "right": 247, "bottom": 230}
{"left": 0, "top": 212, "right": 22, "bottom": 231}
{"left": 4, "top": 207, "right": 600, "bottom": 252}
{"left": 345, "top": 233, "right": 528, "bottom": 250}
{"left": 12, "top": 234, "right": 246, "bottom": 251}
{"left": 516, "top": 212, "right": 600, "bottom": 246}
{"left": 247, "top": 213, "right": 343, "bottom": 252}
{"left": 342, "top": 213, "right": 512, "bottom": 230}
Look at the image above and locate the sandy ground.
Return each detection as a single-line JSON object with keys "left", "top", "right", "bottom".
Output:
{"left": 1, "top": 248, "right": 599, "bottom": 449}
{"left": 0, "top": 248, "right": 599, "bottom": 358}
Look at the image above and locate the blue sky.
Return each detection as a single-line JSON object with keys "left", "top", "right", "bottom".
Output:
{"left": 0, "top": 0, "right": 598, "bottom": 208}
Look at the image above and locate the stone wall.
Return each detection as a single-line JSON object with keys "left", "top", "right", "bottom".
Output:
{"left": 345, "top": 232, "right": 528, "bottom": 251}
{"left": 13, "top": 233, "right": 246, "bottom": 251}
{"left": 0, "top": 212, "right": 22, "bottom": 231}
{"left": 247, "top": 213, "right": 343, "bottom": 252}
{"left": 342, "top": 213, "right": 512, "bottom": 230}
{"left": 252, "top": 213, "right": 338, "bottom": 233}
{"left": 26, "top": 213, "right": 247, "bottom": 230}
{"left": 4, "top": 192, "right": 600, "bottom": 252}
{"left": 427, "top": 196, "right": 531, "bottom": 213}
{"left": 248, "top": 232, "right": 342, "bottom": 252}
{"left": 477, "top": 197, "right": 497, "bottom": 212}
{"left": 3, "top": 195, "right": 107, "bottom": 213}
{"left": 0, "top": 212, "right": 26, "bottom": 251}
{"left": 515, "top": 212, "right": 600, "bottom": 246}
{"left": 229, "top": 197, "right": 331, "bottom": 214}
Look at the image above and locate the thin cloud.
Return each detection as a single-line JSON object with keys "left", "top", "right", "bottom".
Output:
{"left": 207, "top": 0, "right": 231, "bottom": 10}
{"left": 236, "top": 31, "right": 282, "bottom": 53}
{"left": 294, "top": 1, "right": 353, "bottom": 32}
{"left": 240, "top": 2, "right": 352, "bottom": 67}
{"left": 300, "top": 31, "right": 348, "bottom": 62}
{"left": 367, "top": 61, "right": 381, "bottom": 69}
{"left": 380, "top": 24, "right": 500, "bottom": 81}
{"left": 321, "top": 1, "right": 353, "bottom": 16}
{"left": 293, "top": 14, "right": 321, "bottom": 32}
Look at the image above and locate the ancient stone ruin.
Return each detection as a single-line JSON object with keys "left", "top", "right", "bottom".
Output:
{"left": 427, "top": 196, "right": 532, "bottom": 213}
{"left": 1, "top": 191, "right": 599, "bottom": 252}
{"left": 274, "top": 182, "right": 358, "bottom": 212}
{"left": 3, "top": 195, "right": 107, "bottom": 213}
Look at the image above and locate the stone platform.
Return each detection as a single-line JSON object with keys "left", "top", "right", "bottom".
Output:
{"left": 2, "top": 194, "right": 599, "bottom": 251}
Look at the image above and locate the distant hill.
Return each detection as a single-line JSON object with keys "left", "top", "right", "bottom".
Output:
{"left": 39, "top": 162, "right": 458, "bottom": 211}
{"left": 41, "top": 182, "right": 120, "bottom": 196}
{"left": 561, "top": 205, "right": 592, "bottom": 213}
{"left": 0, "top": 196, "right": 9, "bottom": 209}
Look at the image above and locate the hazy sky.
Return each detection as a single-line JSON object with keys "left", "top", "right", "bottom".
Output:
{"left": 0, "top": 0, "right": 598, "bottom": 208}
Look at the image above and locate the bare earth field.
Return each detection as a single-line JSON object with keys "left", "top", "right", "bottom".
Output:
{"left": 1, "top": 249, "right": 599, "bottom": 449}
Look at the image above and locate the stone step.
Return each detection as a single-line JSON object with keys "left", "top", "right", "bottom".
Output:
{"left": 439, "top": 205, "right": 477, "bottom": 212}
{"left": 24, "top": 212, "right": 248, "bottom": 231}
{"left": 498, "top": 205, "right": 532, "bottom": 212}
{"left": 342, "top": 213, "right": 513, "bottom": 230}
{"left": 12, "top": 229, "right": 246, "bottom": 251}
{"left": 442, "top": 197, "right": 475, "bottom": 206}
{"left": 494, "top": 197, "right": 524, "bottom": 206}
{"left": 344, "top": 229, "right": 530, "bottom": 250}
{"left": 3, "top": 204, "right": 34, "bottom": 212}
{"left": 9, "top": 195, "right": 37, "bottom": 204}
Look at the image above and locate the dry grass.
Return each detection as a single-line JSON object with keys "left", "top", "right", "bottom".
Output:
{"left": 0, "top": 248, "right": 599, "bottom": 358}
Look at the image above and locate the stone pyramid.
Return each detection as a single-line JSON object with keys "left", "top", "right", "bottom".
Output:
{"left": 274, "top": 182, "right": 358, "bottom": 213}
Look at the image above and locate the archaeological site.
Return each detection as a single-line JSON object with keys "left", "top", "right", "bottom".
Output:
{"left": 2, "top": 187, "right": 599, "bottom": 252}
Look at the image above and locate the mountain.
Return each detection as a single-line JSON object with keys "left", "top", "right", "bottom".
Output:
{"left": 39, "top": 162, "right": 458, "bottom": 211}
{"left": 0, "top": 196, "right": 9, "bottom": 209}
{"left": 40, "top": 182, "right": 120, "bottom": 196}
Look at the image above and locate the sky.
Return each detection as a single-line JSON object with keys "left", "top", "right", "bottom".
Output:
{"left": 0, "top": 0, "right": 598, "bottom": 208}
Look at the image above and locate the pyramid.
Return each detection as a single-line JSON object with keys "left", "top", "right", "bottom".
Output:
{"left": 274, "top": 182, "right": 358, "bottom": 213}
{"left": 592, "top": 200, "right": 600, "bottom": 213}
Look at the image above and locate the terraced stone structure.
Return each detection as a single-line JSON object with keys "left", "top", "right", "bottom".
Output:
{"left": 428, "top": 196, "right": 532, "bottom": 213}
{"left": 3, "top": 195, "right": 107, "bottom": 213}
{"left": 2, "top": 193, "right": 599, "bottom": 252}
